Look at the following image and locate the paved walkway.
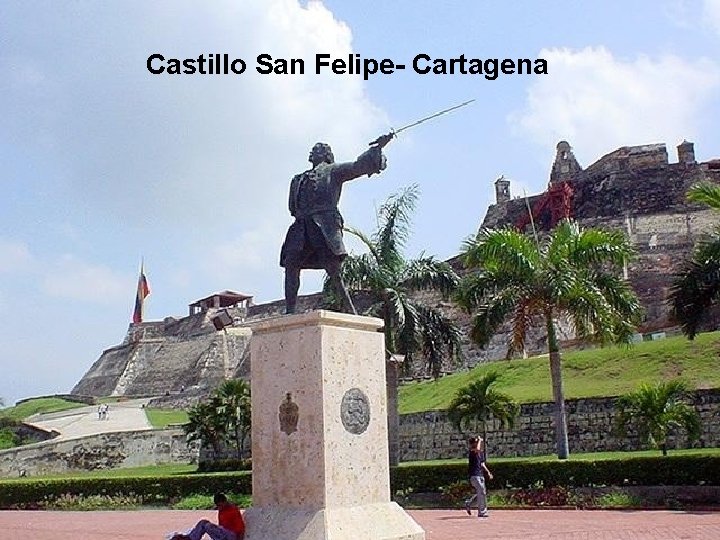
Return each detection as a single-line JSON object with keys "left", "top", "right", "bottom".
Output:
{"left": 24, "top": 398, "right": 153, "bottom": 440}
{"left": 1, "top": 509, "right": 719, "bottom": 539}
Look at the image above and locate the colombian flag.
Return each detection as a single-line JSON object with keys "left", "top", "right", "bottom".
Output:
{"left": 132, "top": 263, "right": 150, "bottom": 324}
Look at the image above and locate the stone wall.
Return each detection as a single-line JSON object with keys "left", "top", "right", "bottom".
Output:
{"left": 72, "top": 317, "right": 252, "bottom": 398}
{"left": 475, "top": 146, "right": 720, "bottom": 364}
{"left": 9, "top": 388, "right": 717, "bottom": 475}
{"left": 70, "top": 140, "right": 720, "bottom": 402}
{"left": 398, "top": 389, "right": 720, "bottom": 461}
{"left": 14, "top": 394, "right": 96, "bottom": 406}
{"left": 0, "top": 428, "right": 197, "bottom": 477}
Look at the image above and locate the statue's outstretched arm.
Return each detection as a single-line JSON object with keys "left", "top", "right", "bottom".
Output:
{"left": 333, "top": 146, "right": 387, "bottom": 183}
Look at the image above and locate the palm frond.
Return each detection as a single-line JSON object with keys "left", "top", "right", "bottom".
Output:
{"left": 509, "top": 299, "right": 535, "bottom": 356}
{"left": 323, "top": 252, "right": 380, "bottom": 310}
{"left": 563, "top": 272, "right": 642, "bottom": 344}
{"left": 565, "top": 226, "right": 634, "bottom": 268}
{"left": 382, "top": 289, "right": 419, "bottom": 356}
{"left": 375, "top": 184, "right": 418, "bottom": 270}
{"left": 688, "top": 182, "right": 720, "bottom": 210}
{"left": 669, "top": 235, "right": 720, "bottom": 339}
{"left": 455, "top": 271, "right": 497, "bottom": 313}
{"left": 615, "top": 379, "right": 700, "bottom": 453}
{"left": 486, "top": 389, "right": 521, "bottom": 429}
{"left": 462, "top": 227, "right": 538, "bottom": 276}
{"left": 402, "top": 257, "right": 459, "bottom": 298}
{"left": 469, "top": 286, "right": 522, "bottom": 346}
{"left": 415, "top": 303, "right": 463, "bottom": 377}
{"left": 344, "top": 225, "right": 381, "bottom": 264}
{"left": 447, "top": 372, "right": 519, "bottom": 434}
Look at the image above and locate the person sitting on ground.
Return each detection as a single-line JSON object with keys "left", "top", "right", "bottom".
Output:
{"left": 170, "top": 492, "right": 245, "bottom": 540}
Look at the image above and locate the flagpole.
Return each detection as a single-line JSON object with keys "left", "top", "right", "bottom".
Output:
{"left": 523, "top": 189, "right": 540, "bottom": 250}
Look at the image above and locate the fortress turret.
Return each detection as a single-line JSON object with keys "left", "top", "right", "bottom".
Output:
{"left": 550, "top": 140, "right": 582, "bottom": 185}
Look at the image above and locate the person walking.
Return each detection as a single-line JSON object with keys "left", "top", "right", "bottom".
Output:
{"left": 464, "top": 435, "right": 493, "bottom": 518}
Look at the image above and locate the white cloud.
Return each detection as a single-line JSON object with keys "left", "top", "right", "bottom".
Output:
{"left": 42, "top": 256, "right": 133, "bottom": 304}
{"left": 1, "top": 0, "right": 386, "bottom": 229}
{"left": 705, "top": 0, "right": 720, "bottom": 33}
{"left": 1, "top": 0, "right": 388, "bottom": 306}
{"left": 509, "top": 46, "right": 720, "bottom": 166}
{"left": 209, "top": 220, "right": 282, "bottom": 274}
{"left": 0, "top": 239, "right": 31, "bottom": 273}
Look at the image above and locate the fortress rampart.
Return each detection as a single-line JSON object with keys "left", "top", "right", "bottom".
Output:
{"left": 72, "top": 140, "right": 720, "bottom": 398}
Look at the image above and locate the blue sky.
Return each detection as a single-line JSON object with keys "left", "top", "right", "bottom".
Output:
{"left": 2, "top": 0, "right": 719, "bottom": 406}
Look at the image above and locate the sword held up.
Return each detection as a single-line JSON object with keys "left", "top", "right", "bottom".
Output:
{"left": 368, "top": 98, "right": 475, "bottom": 149}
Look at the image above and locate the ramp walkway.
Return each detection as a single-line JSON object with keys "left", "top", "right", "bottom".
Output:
{"left": 25, "top": 398, "right": 154, "bottom": 440}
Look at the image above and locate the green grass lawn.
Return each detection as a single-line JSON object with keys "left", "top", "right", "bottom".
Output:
{"left": 399, "top": 331, "right": 720, "bottom": 414}
{"left": 399, "top": 447, "right": 720, "bottom": 466}
{"left": 0, "top": 463, "right": 198, "bottom": 482}
{"left": 144, "top": 408, "right": 189, "bottom": 428}
{"left": 0, "top": 397, "right": 86, "bottom": 421}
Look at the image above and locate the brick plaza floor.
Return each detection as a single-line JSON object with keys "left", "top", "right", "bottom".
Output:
{"left": 1, "top": 508, "right": 720, "bottom": 539}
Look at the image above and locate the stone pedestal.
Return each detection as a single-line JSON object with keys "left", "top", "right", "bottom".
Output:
{"left": 245, "top": 310, "right": 424, "bottom": 540}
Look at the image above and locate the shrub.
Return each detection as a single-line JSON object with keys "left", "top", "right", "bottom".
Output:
{"left": 0, "top": 472, "right": 252, "bottom": 509}
{"left": 45, "top": 493, "right": 143, "bottom": 511}
{"left": 439, "top": 480, "right": 473, "bottom": 506}
{"left": 508, "top": 481, "right": 573, "bottom": 507}
{"left": 172, "top": 493, "right": 252, "bottom": 510}
{"left": 391, "top": 455, "right": 720, "bottom": 493}
{"left": 198, "top": 458, "right": 252, "bottom": 472}
{"left": 3, "top": 454, "right": 720, "bottom": 508}
{"left": 595, "top": 491, "right": 643, "bottom": 508}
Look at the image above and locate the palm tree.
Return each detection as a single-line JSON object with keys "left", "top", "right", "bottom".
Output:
{"left": 615, "top": 380, "right": 701, "bottom": 456}
{"left": 447, "top": 371, "right": 519, "bottom": 453}
{"left": 184, "top": 396, "right": 227, "bottom": 455}
{"left": 332, "top": 184, "right": 462, "bottom": 376}
{"left": 457, "top": 220, "right": 642, "bottom": 459}
{"left": 329, "top": 184, "right": 463, "bottom": 464}
{"left": 217, "top": 379, "right": 251, "bottom": 459}
{"left": 670, "top": 182, "right": 720, "bottom": 338}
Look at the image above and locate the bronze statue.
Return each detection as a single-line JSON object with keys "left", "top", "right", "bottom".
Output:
{"left": 280, "top": 138, "right": 391, "bottom": 314}
{"left": 279, "top": 100, "right": 475, "bottom": 315}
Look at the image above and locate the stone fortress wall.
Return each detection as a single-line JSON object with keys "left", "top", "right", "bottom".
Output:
{"left": 483, "top": 141, "right": 720, "bottom": 334}
{"left": 4, "top": 139, "right": 713, "bottom": 475}
{"left": 0, "top": 428, "right": 195, "bottom": 477}
{"left": 399, "top": 389, "right": 720, "bottom": 461}
{"left": 71, "top": 139, "right": 720, "bottom": 399}
{"left": 5, "top": 388, "right": 719, "bottom": 476}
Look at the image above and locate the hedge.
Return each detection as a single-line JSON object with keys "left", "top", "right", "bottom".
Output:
{"left": 2, "top": 455, "right": 719, "bottom": 508}
{"left": 391, "top": 455, "right": 720, "bottom": 492}
{"left": 198, "top": 458, "right": 252, "bottom": 472}
{"left": 0, "top": 472, "right": 251, "bottom": 508}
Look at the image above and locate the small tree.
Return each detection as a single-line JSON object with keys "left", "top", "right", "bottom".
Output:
{"left": 184, "top": 396, "right": 227, "bottom": 455}
{"left": 615, "top": 379, "right": 701, "bottom": 456}
{"left": 331, "top": 184, "right": 462, "bottom": 378}
{"left": 447, "top": 371, "right": 519, "bottom": 454}
{"left": 670, "top": 182, "right": 720, "bottom": 338}
{"left": 217, "top": 379, "right": 251, "bottom": 459}
{"left": 185, "top": 380, "right": 252, "bottom": 459}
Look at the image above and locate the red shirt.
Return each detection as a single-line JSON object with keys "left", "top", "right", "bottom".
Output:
{"left": 218, "top": 503, "right": 245, "bottom": 536}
